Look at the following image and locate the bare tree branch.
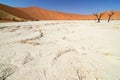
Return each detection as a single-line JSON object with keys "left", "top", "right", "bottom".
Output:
{"left": 93, "top": 13, "right": 104, "bottom": 23}
{"left": 108, "top": 11, "right": 115, "bottom": 22}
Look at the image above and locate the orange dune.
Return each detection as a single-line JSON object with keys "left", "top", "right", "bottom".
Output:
{"left": 101, "top": 11, "right": 120, "bottom": 20}
{"left": 0, "top": 3, "right": 120, "bottom": 21}
{"left": 17, "top": 7, "right": 80, "bottom": 20}
{"left": 17, "top": 6, "right": 96, "bottom": 20}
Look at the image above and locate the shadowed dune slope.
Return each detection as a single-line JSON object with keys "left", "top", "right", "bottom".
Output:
{"left": 0, "top": 4, "right": 34, "bottom": 20}
{"left": 0, "top": 10, "right": 22, "bottom": 20}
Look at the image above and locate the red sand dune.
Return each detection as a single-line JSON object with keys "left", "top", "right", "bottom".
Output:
{"left": 101, "top": 11, "right": 120, "bottom": 20}
{"left": 0, "top": 3, "right": 120, "bottom": 20}
{"left": 17, "top": 6, "right": 95, "bottom": 20}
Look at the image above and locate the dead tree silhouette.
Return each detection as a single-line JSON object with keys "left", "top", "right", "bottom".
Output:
{"left": 108, "top": 11, "right": 115, "bottom": 22}
{"left": 93, "top": 13, "right": 104, "bottom": 23}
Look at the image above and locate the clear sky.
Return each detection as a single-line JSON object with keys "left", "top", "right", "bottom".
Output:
{"left": 0, "top": 0, "right": 120, "bottom": 14}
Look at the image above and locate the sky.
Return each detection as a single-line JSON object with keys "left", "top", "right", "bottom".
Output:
{"left": 0, "top": 0, "right": 120, "bottom": 14}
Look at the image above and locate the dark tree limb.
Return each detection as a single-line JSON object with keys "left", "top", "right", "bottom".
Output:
{"left": 108, "top": 11, "right": 115, "bottom": 22}
{"left": 93, "top": 13, "right": 104, "bottom": 23}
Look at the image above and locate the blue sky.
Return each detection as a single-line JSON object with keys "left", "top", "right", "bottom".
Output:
{"left": 0, "top": 0, "right": 120, "bottom": 14}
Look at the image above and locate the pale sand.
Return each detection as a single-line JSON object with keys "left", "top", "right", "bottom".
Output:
{"left": 0, "top": 20, "right": 120, "bottom": 80}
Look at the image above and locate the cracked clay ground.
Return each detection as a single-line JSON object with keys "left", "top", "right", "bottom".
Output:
{"left": 0, "top": 20, "right": 120, "bottom": 80}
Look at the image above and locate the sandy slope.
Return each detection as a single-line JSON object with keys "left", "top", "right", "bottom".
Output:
{"left": 0, "top": 10, "right": 22, "bottom": 21}
{"left": 0, "top": 20, "right": 120, "bottom": 80}
{"left": 1, "top": 4, "right": 120, "bottom": 21}
{"left": 0, "top": 4, "right": 34, "bottom": 20}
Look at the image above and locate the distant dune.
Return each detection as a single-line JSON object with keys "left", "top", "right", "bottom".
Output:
{"left": 0, "top": 3, "right": 120, "bottom": 21}
{"left": 17, "top": 6, "right": 94, "bottom": 20}
{"left": 101, "top": 11, "right": 120, "bottom": 20}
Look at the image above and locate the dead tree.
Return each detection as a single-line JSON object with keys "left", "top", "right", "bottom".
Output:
{"left": 93, "top": 13, "right": 104, "bottom": 23}
{"left": 108, "top": 11, "right": 115, "bottom": 22}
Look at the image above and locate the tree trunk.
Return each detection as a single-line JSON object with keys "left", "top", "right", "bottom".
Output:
{"left": 108, "top": 17, "right": 110, "bottom": 22}
{"left": 98, "top": 19, "right": 100, "bottom": 23}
